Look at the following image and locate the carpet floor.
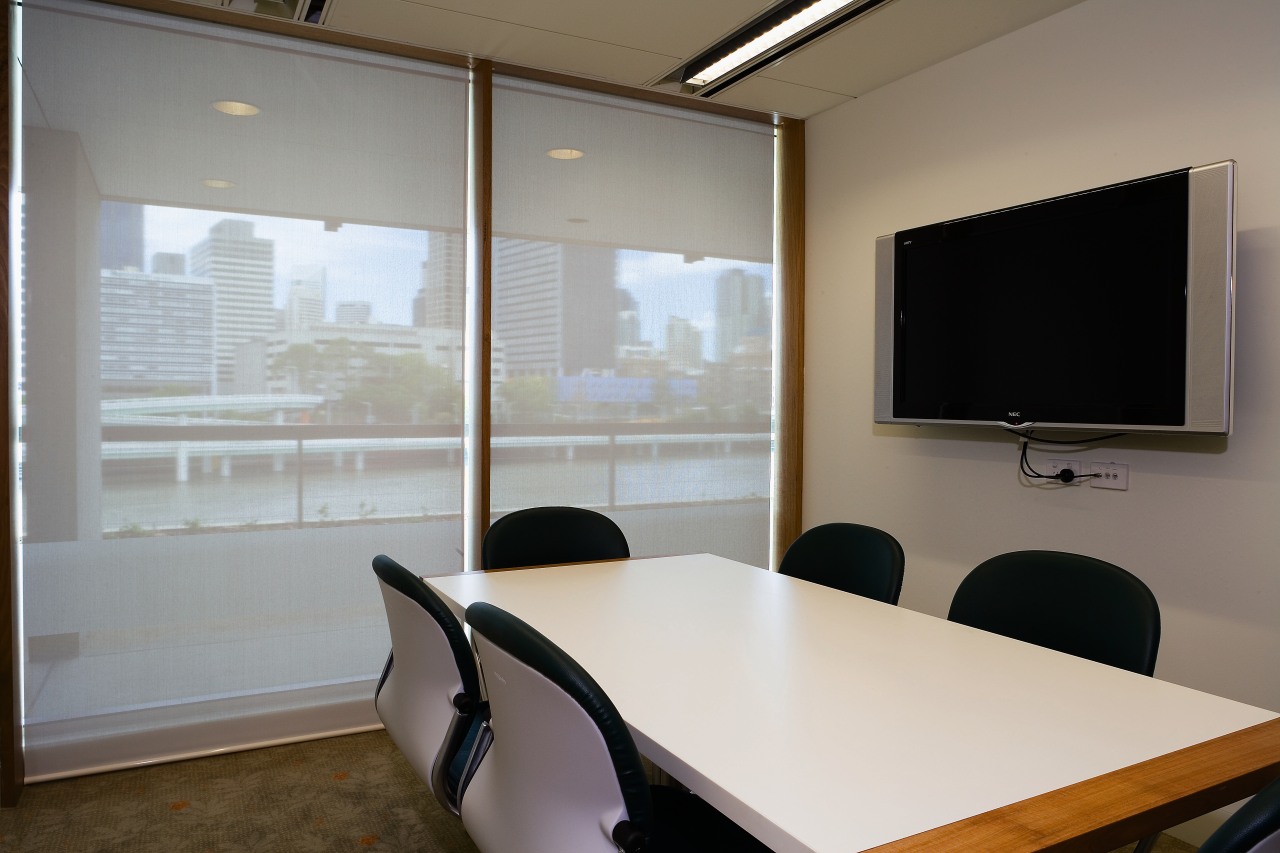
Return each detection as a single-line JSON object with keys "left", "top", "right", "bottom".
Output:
{"left": 0, "top": 730, "right": 1198, "bottom": 852}
{"left": 0, "top": 730, "right": 479, "bottom": 853}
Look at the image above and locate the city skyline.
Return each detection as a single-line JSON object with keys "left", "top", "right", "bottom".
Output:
{"left": 137, "top": 204, "right": 772, "bottom": 362}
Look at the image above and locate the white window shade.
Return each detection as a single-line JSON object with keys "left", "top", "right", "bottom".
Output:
{"left": 19, "top": 0, "right": 468, "bottom": 779}
{"left": 492, "top": 78, "right": 774, "bottom": 262}
{"left": 490, "top": 78, "right": 776, "bottom": 567}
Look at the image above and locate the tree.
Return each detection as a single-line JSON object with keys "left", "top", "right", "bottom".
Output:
{"left": 270, "top": 344, "right": 323, "bottom": 393}
{"left": 499, "top": 376, "right": 554, "bottom": 422}
{"left": 344, "top": 352, "right": 460, "bottom": 424}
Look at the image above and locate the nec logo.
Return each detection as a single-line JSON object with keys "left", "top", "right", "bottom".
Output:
{"left": 1007, "top": 411, "right": 1021, "bottom": 419}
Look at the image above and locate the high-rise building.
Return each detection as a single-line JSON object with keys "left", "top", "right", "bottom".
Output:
{"left": 665, "top": 315, "right": 703, "bottom": 374}
{"left": 714, "top": 268, "right": 770, "bottom": 362}
{"left": 616, "top": 288, "right": 641, "bottom": 349}
{"left": 492, "top": 238, "right": 616, "bottom": 377}
{"left": 335, "top": 301, "right": 372, "bottom": 325}
{"left": 416, "top": 231, "right": 465, "bottom": 329}
{"left": 189, "top": 219, "right": 275, "bottom": 394}
{"left": 99, "top": 201, "right": 144, "bottom": 272}
{"left": 151, "top": 252, "right": 186, "bottom": 276}
{"left": 101, "top": 269, "right": 215, "bottom": 395}
{"left": 285, "top": 264, "right": 326, "bottom": 330}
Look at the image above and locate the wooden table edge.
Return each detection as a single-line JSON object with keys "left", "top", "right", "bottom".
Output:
{"left": 864, "top": 716, "right": 1280, "bottom": 852}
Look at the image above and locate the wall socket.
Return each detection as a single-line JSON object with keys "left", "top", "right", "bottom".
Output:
{"left": 1047, "top": 459, "right": 1088, "bottom": 484}
{"left": 1045, "top": 459, "right": 1130, "bottom": 490}
{"left": 1089, "top": 461, "right": 1129, "bottom": 490}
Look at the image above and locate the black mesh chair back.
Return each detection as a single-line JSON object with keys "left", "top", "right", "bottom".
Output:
{"left": 481, "top": 505, "right": 629, "bottom": 571}
{"left": 461, "top": 601, "right": 770, "bottom": 853}
{"left": 1199, "top": 777, "right": 1280, "bottom": 853}
{"left": 372, "top": 554, "right": 488, "bottom": 815}
{"left": 947, "top": 550, "right": 1160, "bottom": 676}
{"left": 778, "top": 522, "right": 905, "bottom": 604}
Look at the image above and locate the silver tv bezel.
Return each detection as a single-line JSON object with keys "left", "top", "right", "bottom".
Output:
{"left": 873, "top": 160, "right": 1236, "bottom": 435}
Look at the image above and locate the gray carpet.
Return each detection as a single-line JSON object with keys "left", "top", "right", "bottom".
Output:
{"left": 0, "top": 730, "right": 1199, "bottom": 852}
{"left": 0, "top": 731, "right": 479, "bottom": 853}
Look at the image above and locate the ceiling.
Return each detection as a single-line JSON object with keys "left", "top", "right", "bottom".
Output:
{"left": 316, "top": 0, "right": 1090, "bottom": 118}
{"left": 21, "top": 0, "right": 1086, "bottom": 255}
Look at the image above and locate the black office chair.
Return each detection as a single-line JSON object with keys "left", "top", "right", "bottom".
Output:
{"left": 1199, "top": 777, "right": 1280, "bottom": 853}
{"left": 481, "top": 505, "right": 629, "bottom": 570}
{"left": 460, "top": 601, "right": 772, "bottom": 853}
{"left": 372, "top": 554, "right": 490, "bottom": 815}
{"left": 777, "top": 522, "right": 905, "bottom": 604}
{"left": 947, "top": 550, "right": 1160, "bottom": 676}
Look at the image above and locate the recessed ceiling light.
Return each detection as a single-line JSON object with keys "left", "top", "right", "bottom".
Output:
{"left": 547, "top": 148, "right": 585, "bottom": 160}
{"left": 212, "top": 100, "right": 261, "bottom": 116}
{"left": 202, "top": 178, "right": 236, "bottom": 189}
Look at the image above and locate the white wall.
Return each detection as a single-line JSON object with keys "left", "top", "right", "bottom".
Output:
{"left": 806, "top": 0, "right": 1279, "bottom": 720}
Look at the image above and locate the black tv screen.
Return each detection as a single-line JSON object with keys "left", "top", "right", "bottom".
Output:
{"left": 874, "top": 161, "right": 1235, "bottom": 435}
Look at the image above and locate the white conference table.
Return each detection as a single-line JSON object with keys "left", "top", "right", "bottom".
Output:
{"left": 425, "top": 554, "right": 1280, "bottom": 853}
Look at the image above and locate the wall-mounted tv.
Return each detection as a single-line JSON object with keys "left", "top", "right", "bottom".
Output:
{"left": 874, "top": 161, "right": 1235, "bottom": 435}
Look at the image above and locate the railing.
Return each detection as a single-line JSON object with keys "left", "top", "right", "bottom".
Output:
{"left": 100, "top": 422, "right": 772, "bottom": 532}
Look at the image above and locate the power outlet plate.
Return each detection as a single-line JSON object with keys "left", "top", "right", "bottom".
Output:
{"left": 1089, "top": 462, "right": 1129, "bottom": 490}
{"left": 1047, "top": 459, "right": 1086, "bottom": 484}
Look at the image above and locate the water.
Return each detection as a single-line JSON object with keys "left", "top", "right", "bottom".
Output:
{"left": 101, "top": 452, "right": 771, "bottom": 534}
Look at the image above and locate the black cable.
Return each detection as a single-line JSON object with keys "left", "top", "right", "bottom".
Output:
{"left": 1009, "top": 428, "right": 1126, "bottom": 483}
{"left": 1005, "top": 428, "right": 1128, "bottom": 445}
{"left": 1018, "top": 438, "right": 1102, "bottom": 484}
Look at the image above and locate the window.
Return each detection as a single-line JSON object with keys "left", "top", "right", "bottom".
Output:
{"left": 490, "top": 79, "right": 775, "bottom": 565}
{"left": 19, "top": 0, "right": 467, "bottom": 777}
{"left": 13, "top": 0, "right": 783, "bottom": 780}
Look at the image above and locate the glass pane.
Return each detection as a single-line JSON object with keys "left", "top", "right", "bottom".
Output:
{"left": 19, "top": 0, "right": 467, "bottom": 775}
{"left": 491, "top": 78, "right": 775, "bottom": 566}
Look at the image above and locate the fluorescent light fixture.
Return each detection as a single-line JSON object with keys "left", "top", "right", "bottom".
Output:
{"left": 202, "top": 178, "right": 236, "bottom": 189}
{"left": 688, "top": 0, "right": 853, "bottom": 85}
{"left": 212, "top": 100, "right": 261, "bottom": 116}
{"left": 678, "top": 0, "right": 889, "bottom": 94}
{"left": 547, "top": 148, "right": 585, "bottom": 160}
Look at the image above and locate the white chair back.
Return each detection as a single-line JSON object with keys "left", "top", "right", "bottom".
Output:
{"left": 373, "top": 555, "right": 484, "bottom": 814}
{"left": 461, "top": 623, "right": 633, "bottom": 853}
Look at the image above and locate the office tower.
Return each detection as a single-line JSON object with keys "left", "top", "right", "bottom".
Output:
{"left": 412, "top": 288, "right": 426, "bottom": 328}
{"left": 616, "top": 288, "right": 641, "bottom": 349}
{"left": 285, "top": 264, "right": 326, "bottom": 330}
{"left": 665, "top": 315, "right": 703, "bottom": 373}
{"left": 335, "top": 301, "right": 372, "bottom": 325}
{"left": 189, "top": 219, "right": 275, "bottom": 394}
{"left": 714, "top": 268, "right": 770, "bottom": 362}
{"left": 151, "top": 252, "right": 186, "bottom": 276}
{"left": 101, "top": 269, "right": 215, "bottom": 395}
{"left": 99, "top": 201, "right": 144, "bottom": 271}
{"left": 416, "top": 230, "right": 465, "bottom": 329}
{"left": 492, "top": 238, "right": 616, "bottom": 377}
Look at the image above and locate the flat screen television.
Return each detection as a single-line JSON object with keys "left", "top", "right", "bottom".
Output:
{"left": 874, "top": 160, "right": 1235, "bottom": 435}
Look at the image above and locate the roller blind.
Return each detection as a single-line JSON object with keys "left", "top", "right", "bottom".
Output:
{"left": 490, "top": 77, "right": 775, "bottom": 565}
{"left": 19, "top": 0, "right": 468, "bottom": 778}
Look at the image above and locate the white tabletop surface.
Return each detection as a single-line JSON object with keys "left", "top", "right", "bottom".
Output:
{"left": 425, "top": 554, "right": 1278, "bottom": 853}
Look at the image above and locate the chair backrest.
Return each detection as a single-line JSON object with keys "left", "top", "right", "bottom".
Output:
{"left": 777, "top": 522, "right": 906, "bottom": 604}
{"left": 461, "top": 601, "right": 651, "bottom": 853}
{"left": 1200, "top": 777, "right": 1280, "bottom": 853}
{"left": 947, "top": 550, "right": 1160, "bottom": 676}
{"left": 481, "top": 506, "right": 629, "bottom": 571}
{"left": 372, "top": 554, "right": 485, "bottom": 815}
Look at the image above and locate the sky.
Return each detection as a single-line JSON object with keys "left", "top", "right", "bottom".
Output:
{"left": 142, "top": 205, "right": 772, "bottom": 353}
